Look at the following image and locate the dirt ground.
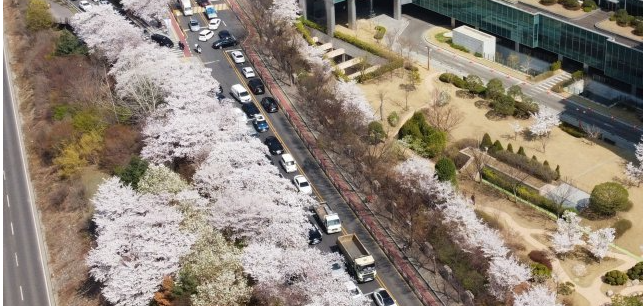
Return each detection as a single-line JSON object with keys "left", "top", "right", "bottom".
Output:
{"left": 595, "top": 19, "right": 643, "bottom": 42}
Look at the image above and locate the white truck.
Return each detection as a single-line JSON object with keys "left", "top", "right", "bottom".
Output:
{"left": 314, "top": 203, "right": 342, "bottom": 234}
{"left": 205, "top": 5, "right": 217, "bottom": 19}
{"left": 337, "top": 234, "right": 377, "bottom": 283}
{"left": 180, "top": 0, "right": 193, "bottom": 16}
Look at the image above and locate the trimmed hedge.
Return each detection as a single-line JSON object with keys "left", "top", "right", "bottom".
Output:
{"left": 295, "top": 20, "right": 316, "bottom": 45}
{"left": 529, "top": 70, "right": 554, "bottom": 82}
{"left": 356, "top": 58, "right": 404, "bottom": 82}
{"left": 439, "top": 73, "right": 467, "bottom": 88}
{"left": 301, "top": 18, "right": 326, "bottom": 32}
{"left": 481, "top": 167, "right": 569, "bottom": 215}
{"left": 492, "top": 150, "right": 558, "bottom": 182}
{"left": 559, "top": 122, "right": 587, "bottom": 138}
{"left": 333, "top": 30, "right": 397, "bottom": 60}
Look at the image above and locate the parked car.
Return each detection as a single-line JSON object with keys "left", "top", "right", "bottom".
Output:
{"left": 208, "top": 18, "right": 221, "bottom": 30}
{"left": 373, "top": 288, "right": 396, "bottom": 306}
{"left": 253, "top": 114, "right": 269, "bottom": 132}
{"left": 211, "top": 37, "right": 237, "bottom": 49}
{"left": 230, "top": 51, "right": 245, "bottom": 64}
{"left": 231, "top": 84, "right": 251, "bottom": 103}
{"left": 308, "top": 221, "right": 323, "bottom": 245}
{"left": 150, "top": 34, "right": 174, "bottom": 48}
{"left": 196, "top": 0, "right": 209, "bottom": 7}
{"left": 218, "top": 30, "right": 232, "bottom": 39}
{"left": 79, "top": 0, "right": 92, "bottom": 11}
{"left": 241, "top": 103, "right": 261, "bottom": 119}
{"left": 344, "top": 281, "right": 363, "bottom": 299}
{"left": 98, "top": 0, "right": 109, "bottom": 5}
{"left": 247, "top": 78, "right": 265, "bottom": 95}
{"left": 241, "top": 67, "right": 256, "bottom": 78}
{"left": 188, "top": 18, "right": 200, "bottom": 32}
{"left": 198, "top": 29, "right": 214, "bottom": 41}
{"left": 264, "top": 136, "right": 284, "bottom": 155}
{"left": 280, "top": 154, "right": 297, "bottom": 173}
{"left": 293, "top": 175, "right": 312, "bottom": 194}
{"left": 260, "top": 97, "right": 278, "bottom": 113}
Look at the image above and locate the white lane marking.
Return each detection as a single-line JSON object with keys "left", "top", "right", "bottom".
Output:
{"left": 3, "top": 170, "right": 5, "bottom": 180}
{"left": 6, "top": 195, "right": 10, "bottom": 207}
{"left": 222, "top": 20, "right": 227, "bottom": 27}
{"left": 20, "top": 286, "right": 24, "bottom": 301}
{"left": 15, "top": 253, "right": 19, "bottom": 266}
{"left": 11, "top": 222, "right": 15, "bottom": 235}
{"left": 202, "top": 60, "right": 220, "bottom": 64}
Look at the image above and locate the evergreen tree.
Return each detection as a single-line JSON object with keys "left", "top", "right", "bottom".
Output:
{"left": 517, "top": 146, "right": 526, "bottom": 156}
{"left": 555, "top": 165, "right": 561, "bottom": 180}
{"left": 532, "top": 155, "right": 538, "bottom": 162}
{"left": 481, "top": 133, "right": 493, "bottom": 150}
{"left": 506, "top": 143, "right": 514, "bottom": 153}
{"left": 491, "top": 140, "right": 504, "bottom": 153}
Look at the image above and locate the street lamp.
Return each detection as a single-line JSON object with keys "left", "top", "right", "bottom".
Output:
{"left": 426, "top": 46, "right": 431, "bottom": 70}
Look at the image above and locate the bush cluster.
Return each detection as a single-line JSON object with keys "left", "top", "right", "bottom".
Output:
{"left": 582, "top": 0, "right": 597, "bottom": 11}
{"left": 540, "top": 0, "right": 556, "bottom": 5}
{"left": 398, "top": 112, "right": 447, "bottom": 158}
{"left": 589, "top": 182, "right": 630, "bottom": 216}
{"left": 603, "top": 270, "right": 629, "bottom": 285}
{"left": 481, "top": 167, "right": 569, "bottom": 215}
{"left": 627, "top": 262, "right": 643, "bottom": 281}
{"left": 387, "top": 111, "right": 399, "bottom": 127}
{"left": 356, "top": 58, "right": 404, "bottom": 82}
{"left": 559, "top": 122, "right": 587, "bottom": 138}
{"left": 561, "top": 0, "right": 581, "bottom": 10}
{"left": 451, "top": 44, "right": 470, "bottom": 53}
{"left": 493, "top": 150, "right": 559, "bottom": 182}
{"left": 613, "top": 219, "right": 633, "bottom": 238}
{"left": 439, "top": 73, "right": 467, "bottom": 88}
{"left": 301, "top": 18, "right": 326, "bottom": 32}
{"left": 374, "top": 25, "right": 386, "bottom": 40}
{"left": 550, "top": 60, "right": 562, "bottom": 71}
{"left": 529, "top": 250, "right": 553, "bottom": 270}
{"left": 435, "top": 157, "right": 457, "bottom": 186}
{"left": 529, "top": 70, "right": 554, "bottom": 82}
{"left": 531, "top": 263, "right": 552, "bottom": 280}
{"left": 295, "top": 20, "right": 316, "bottom": 45}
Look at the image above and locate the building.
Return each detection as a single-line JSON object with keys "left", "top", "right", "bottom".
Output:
{"left": 303, "top": 0, "right": 643, "bottom": 99}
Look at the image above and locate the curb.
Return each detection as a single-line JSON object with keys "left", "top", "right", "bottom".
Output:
{"left": 226, "top": 1, "right": 441, "bottom": 305}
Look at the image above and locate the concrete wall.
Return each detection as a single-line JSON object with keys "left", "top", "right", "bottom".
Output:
{"left": 452, "top": 26, "right": 496, "bottom": 61}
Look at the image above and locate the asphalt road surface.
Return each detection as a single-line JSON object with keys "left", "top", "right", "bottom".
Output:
{"left": 3, "top": 51, "right": 53, "bottom": 306}
{"left": 176, "top": 4, "right": 425, "bottom": 306}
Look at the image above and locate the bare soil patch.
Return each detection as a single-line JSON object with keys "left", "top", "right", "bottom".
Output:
{"left": 596, "top": 19, "right": 643, "bottom": 43}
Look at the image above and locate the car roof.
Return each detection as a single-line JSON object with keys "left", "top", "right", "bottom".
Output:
{"left": 281, "top": 153, "right": 294, "bottom": 161}
{"left": 242, "top": 67, "right": 253, "bottom": 71}
{"left": 249, "top": 78, "right": 262, "bottom": 85}
{"left": 294, "top": 175, "right": 306, "bottom": 181}
{"left": 231, "top": 84, "right": 246, "bottom": 91}
{"left": 199, "top": 29, "right": 212, "bottom": 35}
{"left": 254, "top": 114, "right": 265, "bottom": 120}
{"left": 231, "top": 51, "right": 242, "bottom": 55}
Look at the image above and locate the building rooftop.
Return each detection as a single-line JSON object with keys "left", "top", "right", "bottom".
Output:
{"left": 514, "top": 1, "right": 643, "bottom": 50}
{"left": 453, "top": 25, "right": 496, "bottom": 40}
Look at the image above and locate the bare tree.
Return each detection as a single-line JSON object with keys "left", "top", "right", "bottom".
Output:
{"left": 464, "top": 146, "right": 492, "bottom": 183}
{"left": 582, "top": 125, "right": 602, "bottom": 143}
{"left": 502, "top": 165, "right": 532, "bottom": 204}
{"left": 384, "top": 25, "right": 403, "bottom": 52}
{"left": 507, "top": 53, "right": 520, "bottom": 70}
{"left": 377, "top": 89, "right": 386, "bottom": 121}
{"left": 548, "top": 177, "right": 577, "bottom": 217}
{"left": 424, "top": 90, "right": 463, "bottom": 135}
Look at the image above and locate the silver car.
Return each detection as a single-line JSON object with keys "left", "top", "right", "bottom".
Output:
{"left": 188, "top": 18, "right": 200, "bottom": 32}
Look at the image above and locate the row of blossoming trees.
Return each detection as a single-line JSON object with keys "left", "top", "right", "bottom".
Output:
{"left": 71, "top": 4, "right": 368, "bottom": 306}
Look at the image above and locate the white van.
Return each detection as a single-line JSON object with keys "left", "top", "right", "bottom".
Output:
{"left": 230, "top": 84, "right": 251, "bottom": 103}
{"left": 280, "top": 154, "right": 297, "bottom": 173}
{"left": 180, "top": 0, "right": 193, "bottom": 16}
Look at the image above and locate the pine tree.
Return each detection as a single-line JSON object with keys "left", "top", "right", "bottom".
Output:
{"left": 517, "top": 146, "right": 526, "bottom": 156}
{"left": 481, "top": 133, "right": 493, "bottom": 150}
{"left": 532, "top": 155, "right": 538, "bottom": 162}
{"left": 555, "top": 165, "right": 561, "bottom": 180}
{"left": 491, "top": 140, "right": 504, "bottom": 153}
{"left": 507, "top": 143, "right": 514, "bottom": 153}
{"left": 543, "top": 160, "right": 550, "bottom": 168}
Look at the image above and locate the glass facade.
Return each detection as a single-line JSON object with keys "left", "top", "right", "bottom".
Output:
{"left": 412, "top": 0, "right": 643, "bottom": 89}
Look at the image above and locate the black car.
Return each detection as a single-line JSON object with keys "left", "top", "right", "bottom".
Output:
{"left": 150, "top": 34, "right": 174, "bottom": 48}
{"left": 196, "top": 0, "right": 209, "bottom": 6}
{"left": 308, "top": 221, "right": 322, "bottom": 245}
{"left": 260, "top": 97, "right": 279, "bottom": 113}
{"left": 218, "top": 30, "right": 232, "bottom": 39}
{"left": 241, "top": 103, "right": 260, "bottom": 119}
{"left": 247, "top": 78, "right": 265, "bottom": 95}
{"left": 212, "top": 37, "right": 237, "bottom": 49}
{"left": 264, "top": 136, "right": 284, "bottom": 155}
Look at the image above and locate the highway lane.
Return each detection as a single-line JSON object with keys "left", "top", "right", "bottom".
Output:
{"left": 3, "top": 51, "right": 53, "bottom": 306}
{"left": 176, "top": 4, "right": 425, "bottom": 305}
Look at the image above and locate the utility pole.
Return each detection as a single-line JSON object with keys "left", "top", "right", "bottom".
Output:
{"left": 426, "top": 46, "right": 431, "bottom": 70}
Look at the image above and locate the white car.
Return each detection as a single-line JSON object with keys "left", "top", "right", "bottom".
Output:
{"left": 280, "top": 154, "right": 297, "bottom": 173}
{"left": 230, "top": 51, "right": 245, "bottom": 64}
{"left": 372, "top": 288, "right": 397, "bottom": 306}
{"left": 293, "top": 175, "right": 312, "bottom": 194}
{"left": 79, "top": 0, "right": 92, "bottom": 11}
{"left": 98, "top": 0, "right": 109, "bottom": 4}
{"left": 241, "top": 67, "right": 256, "bottom": 78}
{"left": 344, "top": 281, "right": 363, "bottom": 299}
{"left": 208, "top": 18, "right": 221, "bottom": 30}
{"left": 198, "top": 29, "right": 214, "bottom": 41}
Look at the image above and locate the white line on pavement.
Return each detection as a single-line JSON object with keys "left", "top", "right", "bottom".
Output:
{"left": 20, "top": 286, "right": 24, "bottom": 301}
{"left": 6, "top": 195, "right": 10, "bottom": 207}
{"left": 11, "top": 222, "right": 15, "bottom": 235}
{"left": 222, "top": 20, "right": 227, "bottom": 27}
{"left": 202, "top": 60, "right": 220, "bottom": 64}
{"left": 15, "top": 253, "right": 19, "bottom": 266}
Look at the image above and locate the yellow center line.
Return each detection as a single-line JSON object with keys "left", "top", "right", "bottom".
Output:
{"left": 223, "top": 48, "right": 401, "bottom": 305}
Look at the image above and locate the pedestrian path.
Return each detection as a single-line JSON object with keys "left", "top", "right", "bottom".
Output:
{"left": 523, "top": 71, "right": 571, "bottom": 96}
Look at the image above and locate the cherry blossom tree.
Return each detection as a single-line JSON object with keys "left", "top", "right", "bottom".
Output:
{"left": 120, "top": 0, "right": 171, "bottom": 24}
{"left": 510, "top": 121, "right": 523, "bottom": 140}
{"left": 334, "top": 80, "right": 376, "bottom": 123}
{"left": 70, "top": 6, "right": 144, "bottom": 61}
{"left": 551, "top": 211, "right": 588, "bottom": 255}
{"left": 137, "top": 164, "right": 189, "bottom": 194}
{"left": 625, "top": 136, "right": 643, "bottom": 186}
{"left": 87, "top": 177, "right": 195, "bottom": 306}
{"left": 586, "top": 227, "right": 615, "bottom": 261}
{"left": 529, "top": 106, "right": 561, "bottom": 152}
{"left": 269, "top": 0, "right": 301, "bottom": 23}
{"left": 513, "top": 284, "right": 562, "bottom": 306}
{"left": 487, "top": 256, "right": 532, "bottom": 299}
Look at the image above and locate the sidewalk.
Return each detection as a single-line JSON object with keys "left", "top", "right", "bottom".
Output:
{"left": 225, "top": 0, "right": 445, "bottom": 305}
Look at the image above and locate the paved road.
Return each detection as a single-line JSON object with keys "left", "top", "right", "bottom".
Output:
{"left": 399, "top": 13, "right": 642, "bottom": 145}
{"left": 3, "top": 51, "right": 53, "bottom": 306}
{"left": 175, "top": 3, "right": 424, "bottom": 305}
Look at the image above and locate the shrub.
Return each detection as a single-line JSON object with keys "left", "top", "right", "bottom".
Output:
{"left": 387, "top": 111, "right": 399, "bottom": 127}
{"left": 514, "top": 99, "right": 539, "bottom": 118}
{"left": 555, "top": 165, "right": 560, "bottom": 180}
{"left": 100, "top": 124, "right": 141, "bottom": 173}
{"left": 374, "top": 25, "right": 386, "bottom": 41}
{"left": 589, "top": 182, "right": 630, "bottom": 216}
{"left": 540, "top": 0, "right": 557, "bottom": 5}
{"left": 486, "top": 79, "right": 505, "bottom": 100}
{"left": 531, "top": 263, "right": 552, "bottom": 280}
{"left": 529, "top": 250, "right": 553, "bottom": 270}
{"left": 557, "top": 282, "right": 575, "bottom": 295}
{"left": 634, "top": 23, "right": 643, "bottom": 36}
{"left": 367, "top": 121, "right": 386, "bottom": 144}
{"left": 116, "top": 156, "right": 149, "bottom": 189}
{"left": 26, "top": 0, "right": 53, "bottom": 31}
{"left": 435, "top": 157, "right": 457, "bottom": 186}
{"left": 492, "top": 150, "right": 558, "bottom": 182}
{"left": 562, "top": 0, "right": 581, "bottom": 10}
{"left": 301, "top": 18, "right": 326, "bottom": 32}
{"left": 474, "top": 52, "right": 482, "bottom": 57}
{"left": 491, "top": 94, "right": 516, "bottom": 116}
{"left": 532, "top": 155, "right": 538, "bottom": 162}
{"left": 55, "top": 30, "right": 89, "bottom": 56}
{"left": 72, "top": 110, "right": 106, "bottom": 133}
{"left": 333, "top": 31, "right": 396, "bottom": 60}
{"left": 550, "top": 60, "right": 562, "bottom": 71}
{"left": 295, "top": 20, "right": 316, "bottom": 45}
{"left": 559, "top": 122, "right": 587, "bottom": 138}
{"left": 398, "top": 112, "right": 447, "bottom": 158}
{"left": 507, "top": 143, "right": 514, "bottom": 153}
{"left": 529, "top": 70, "right": 554, "bottom": 82}
{"left": 572, "top": 70, "right": 584, "bottom": 80}
{"left": 517, "top": 146, "right": 526, "bottom": 156}
{"left": 356, "top": 58, "right": 404, "bottom": 82}
{"left": 51, "top": 104, "right": 73, "bottom": 121}
{"left": 451, "top": 43, "right": 470, "bottom": 53}
{"left": 613, "top": 219, "right": 632, "bottom": 238}
{"left": 611, "top": 295, "right": 643, "bottom": 306}
{"left": 603, "top": 270, "right": 628, "bottom": 285}
{"left": 491, "top": 140, "right": 504, "bottom": 153}
{"left": 439, "top": 73, "right": 466, "bottom": 88}
{"left": 53, "top": 131, "right": 104, "bottom": 178}
{"left": 614, "top": 9, "right": 630, "bottom": 26}
{"left": 480, "top": 133, "right": 493, "bottom": 150}
{"left": 481, "top": 167, "right": 567, "bottom": 215}
{"left": 627, "top": 262, "right": 643, "bottom": 280}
